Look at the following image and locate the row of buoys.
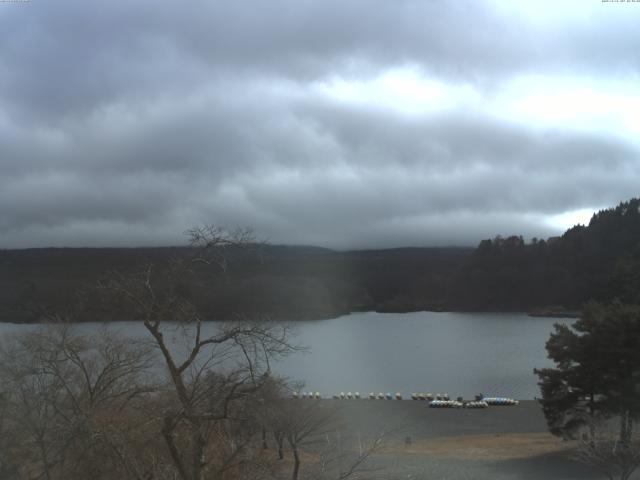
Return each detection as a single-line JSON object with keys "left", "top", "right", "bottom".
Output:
{"left": 367, "top": 392, "right": 404, "bottom": 400}
{"left": 483, "top": 397, "right": 519, "bottom": 406}
{"left": 332, "top": 392, "right": 362, "bottom": 399}
{"left": 411, "top": 393, "right": 450, "bottom": 401}
{"left": 464, "top": 401, "right": 489, "bottom": 409}
{"left": 428, "top": 400, "right": 489, "bottom": 409}
{"left": 429, "top": 400, "right": 463, "bottom": 408}
{"left": 292, "top": 391, "right": 321, "bottom": 399}
{"left": 291, "top": 392, "right": 518, "bottom": 405}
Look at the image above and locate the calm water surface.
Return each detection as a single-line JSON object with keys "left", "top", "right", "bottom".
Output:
{"left": 0, "top": 311, "right": 571, "bottom": 399}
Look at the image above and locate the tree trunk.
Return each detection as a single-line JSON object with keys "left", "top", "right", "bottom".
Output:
{"left": 36, "top": 436, "right": 52, "bottom": 480}
{"left": 619, "top": 410, "right": 632, "bottom": 448}
{"left": 274, "top": 433, "right": 284, "bottom": 460}
{"left": 161, "top": 417, "right": 189, "bottom": 480}
{"left": 291, "top": 446, "right": 300, "bottom": 480}
{"left": 617, "top": 410, "right": 635, "bottom": 480}
{"left": 191, "top": 425, "right": 206, "bottom": 480}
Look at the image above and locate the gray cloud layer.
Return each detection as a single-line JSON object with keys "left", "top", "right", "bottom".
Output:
{"left": 1, "top": 0, "right": 639, "bottom": 248}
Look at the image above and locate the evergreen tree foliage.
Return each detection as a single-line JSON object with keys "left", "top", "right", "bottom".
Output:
{"left": 535, "top": 302, "right": 640, "bottom": 442}
{"left": 454, "top": 198, "right": 640, "bottom": 310}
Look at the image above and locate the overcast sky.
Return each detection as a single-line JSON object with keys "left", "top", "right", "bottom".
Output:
{"left": 1, "top": 0, "right": 639, "bottom": 249}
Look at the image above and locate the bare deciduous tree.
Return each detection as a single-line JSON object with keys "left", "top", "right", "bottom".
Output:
{"left": 263, "top": 390, "right": 385, "bottom": 480}
{"left": 282, "top": 399, "right": 338, "bottom": 480}
{"left": 0, "top": 388, "right": 19, "bottom": 479}
{"left": 310, "top": 429, "right": 387, "bottom": 480}
{"left": 0, "top": 226, "right": 385, "bottom": 480}
{"left": 575, "top": 418, "right": 640, "bottom": 480}
{"left": 94, "top": 226, "right": 299, "bottom": 480}
{"left": 0, "top": 325, "right": 156, "bottom": 480}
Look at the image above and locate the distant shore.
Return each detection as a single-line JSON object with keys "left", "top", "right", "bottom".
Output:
{"left": 527, "top": 308, "right": 580, "bottom": 319}
{"left": 0, "top": 307, "right": 579, "bottom": 324}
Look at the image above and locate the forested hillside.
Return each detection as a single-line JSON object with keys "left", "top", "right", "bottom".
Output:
{"left": 0, "top": 245, "right": 471, "bottom": 322}
{"left": 1, "top": 198, "right": 638, "bottom": 322}
{"left": 452, "top": 198, "right": 640, "bottom": 310}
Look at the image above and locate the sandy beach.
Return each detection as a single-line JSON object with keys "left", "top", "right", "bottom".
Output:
{"left": 317, "top": 400, "right": 624, "bottom": 480}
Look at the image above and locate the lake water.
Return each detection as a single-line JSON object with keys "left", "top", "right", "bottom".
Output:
{"left": 0, "top": 311, "right": 571, "bottom": 399}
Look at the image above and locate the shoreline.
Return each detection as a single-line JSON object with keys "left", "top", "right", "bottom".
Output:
{"left": 320, "top": 399, "right": 549, "bottom": 439}
{"left": 0, "top": 308, "right": 578, "bottom": 324}
{"left": 331, "top": 400, "right": 599, "bottom": 479}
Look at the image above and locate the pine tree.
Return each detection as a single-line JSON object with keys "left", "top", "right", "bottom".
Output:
{"left": 535, "top": 302, "right": 640, "bottom": 443}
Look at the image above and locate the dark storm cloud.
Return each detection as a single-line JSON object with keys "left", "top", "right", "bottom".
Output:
{"left": 0, "top": 0, "right": 639, "bottom": 248}
{"left": 230, "top": 100, "right": 640, "bottom": 229}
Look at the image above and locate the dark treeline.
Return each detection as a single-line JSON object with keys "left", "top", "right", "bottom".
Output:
{"left": 0, "top": 245, "right": 471, "bottom": 322}
{"left": 452, "top": 197, "right": 640, "bottom": 312}
{"left": 2, "top": 197, "right": 639, "bottom": 322}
